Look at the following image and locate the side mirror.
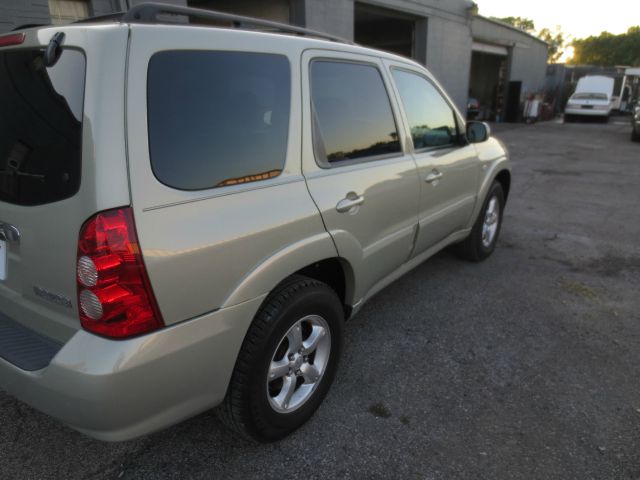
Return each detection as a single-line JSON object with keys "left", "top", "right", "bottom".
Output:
{"left": 466, "top": 121, "right": 491, "bottom": 143}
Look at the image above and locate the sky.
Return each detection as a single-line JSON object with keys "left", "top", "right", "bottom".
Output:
{"left": 476, "top": 0, "right": 639, "bottom": 40}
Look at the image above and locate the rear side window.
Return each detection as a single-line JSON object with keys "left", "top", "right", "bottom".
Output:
{"left": 147, "top": 51, "right": 291, "bottom": 190}
{"left": 0, "top": 48, "right": 85, "bottom": 206}
{"left": 391, "top": 69, "right": 458, "bottom": 150}
{"left": 310, "top": 60, "right": 401, "bottom": 164}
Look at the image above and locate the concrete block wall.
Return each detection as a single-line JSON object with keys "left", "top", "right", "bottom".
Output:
{"left": 510, "top": 41, "right": 548, "bottom": 95}
{"left": 298, "top": 0, "right": 473, "bottom": 110}
{"left": 91, "top": 0, "right": 118, "bottom": 16}
{"left": 424, "top": 15, "right": 472, "bottom": 111}
{"left": 0, "top": 0, "right": 121, "bottom": 33}
{"left": 472, "top": 17, "right": 548, "bottom": 97}
{"left": 0, "top": 0, "right": 51, "bottom": 33}
{"left": 0, "top": 0, "right": 547, "bottom": 121}
{"left": 299, "top": 0, "right": 354, "bottom": 40}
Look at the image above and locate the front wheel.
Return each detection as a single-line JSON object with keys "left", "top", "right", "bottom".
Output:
{"left": 219, "top": 275, "right": 344, "bottom": 442}
{"left": 456, "top": 181, "right": 505, "bottom": 261}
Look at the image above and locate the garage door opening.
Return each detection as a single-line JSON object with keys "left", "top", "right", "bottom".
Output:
{"left": 354, "top": 3, "right": 417, "bottom": 59}
{"left": 468, "top": 46, "right": 508, "bottom": 122}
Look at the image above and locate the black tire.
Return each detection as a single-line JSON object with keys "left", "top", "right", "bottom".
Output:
{"left": 632, "top": 127, "right": 640, "bottom": 142}
{"left": 219, "top": 275, "right": 344, "bottom": 442}
{"left": 564, "top": 114, "right": 573, "bottom": 123}
{"left": 456, "top": 181, "right": 505, "bottom": 262}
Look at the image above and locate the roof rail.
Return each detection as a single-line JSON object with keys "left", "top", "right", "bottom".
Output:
{"left": 120, "top": 2, "right": 352, "bottom": 44}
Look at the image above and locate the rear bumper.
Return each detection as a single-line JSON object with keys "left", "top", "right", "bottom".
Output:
{"left": 565, "top": 107, "right": 610, "bottom": 116}
{"left": 0, "top": 294, "right": 264, "bottom": 441}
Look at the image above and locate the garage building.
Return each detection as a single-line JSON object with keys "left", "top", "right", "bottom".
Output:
{"left": 1, "top": 0, "right": 547, "bottom": 121}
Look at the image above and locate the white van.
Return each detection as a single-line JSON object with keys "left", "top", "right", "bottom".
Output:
{"left": 565, "top": 75, "right": 614, "bottom": 122}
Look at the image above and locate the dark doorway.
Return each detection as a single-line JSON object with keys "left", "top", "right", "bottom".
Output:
{"left": 505, "top": 81, "right": 522, "bottom": 122}
{"left": 354, "top": 3, "right": 416, "bottom": 59}
{"left": 468, "top": 51, "right": 508, "bottom": 121}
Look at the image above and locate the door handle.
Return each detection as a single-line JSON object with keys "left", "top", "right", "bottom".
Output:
{"left": 336, "top": 193, "right": 365, "bottom": 213}
{"left": 425, "top": 170, "right": 443, "bottom": 183}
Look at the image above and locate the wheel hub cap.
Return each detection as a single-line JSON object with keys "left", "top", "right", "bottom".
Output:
{"left": 266, "top": 314, "right": 331, "bottom": 413}
{"left": 482, "top": 196, "right": 500, "bottom": 248}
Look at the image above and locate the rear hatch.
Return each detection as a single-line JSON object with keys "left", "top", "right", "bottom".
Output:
{"left": 0, "top": 25, "right": 130, "bottom": 344}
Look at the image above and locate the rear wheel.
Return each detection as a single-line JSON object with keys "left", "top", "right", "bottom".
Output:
{"left": 632, "top": 126, "right": 640, "bottom": 142}
{"left": 456, "top": 181, "right": 505, "bottom": 262}
{"left": 219, "top": 275, "right": 343, "bottom": 442}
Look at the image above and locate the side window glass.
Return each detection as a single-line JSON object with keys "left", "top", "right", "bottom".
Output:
{"left": 391, "top": 69, "right": 458, "bottom": 150}
{"left": 148, "top": 51, "right": 291, "bottom": 190}
{"left": 310, "top": 60, "right": 401, "bottom": 164}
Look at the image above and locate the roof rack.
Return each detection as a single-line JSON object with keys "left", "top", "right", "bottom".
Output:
{"left": 118, "top": 2, "right": 352, "bottom": 45}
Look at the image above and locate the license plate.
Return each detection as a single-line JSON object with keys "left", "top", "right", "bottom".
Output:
{"left": 582, "top": 105, "right": 594, "bottom": 109}
{"left": 0, "top": 239, "right": 6, "bottom": 280}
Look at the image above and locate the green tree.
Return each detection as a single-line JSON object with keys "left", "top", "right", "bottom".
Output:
{"left": 490, "top": 16, "right": 568, "bottom": 62}
{"left": 539, "top": 27, "right": 565, "bottom": 63}
{"left": 570, "top": 27, "right": 640, "bottom": 66}
{"left": 492, "top": 16, "right": 536, "bottom": 33}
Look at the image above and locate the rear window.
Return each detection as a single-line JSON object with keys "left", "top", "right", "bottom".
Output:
{"left": 147, "top": 51, "right": 291, "bottom": 190}
{"left": 0, "top": 48, "right": 85, "bottom": 206}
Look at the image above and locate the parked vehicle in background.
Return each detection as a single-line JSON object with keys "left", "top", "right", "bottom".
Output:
{"left": 0, "top": 3, "right": 511, "bottom": 443}
{"left": 565, "top": 75, "right": 614, "bottom": 122}
{"left": 631, "top": 102, "right": 640, "bottom": 142}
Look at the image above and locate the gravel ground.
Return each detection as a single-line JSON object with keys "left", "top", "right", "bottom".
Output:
{"left": 1, "top": 120, "right": 639, "bottom": 479}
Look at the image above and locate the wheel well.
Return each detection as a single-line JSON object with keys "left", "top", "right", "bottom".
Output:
{"left": 495, "top": 170, "right": 511, "bottom": 202}
{"left": 296, "top": 258, "right": 351, "bottom": 317}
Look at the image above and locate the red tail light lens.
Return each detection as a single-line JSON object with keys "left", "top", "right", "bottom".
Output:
{"left": 0, "top": 33, "right": 25, "bottom": 48}
{"left": 77, "top": 208, "right": 164, "bottom": 338}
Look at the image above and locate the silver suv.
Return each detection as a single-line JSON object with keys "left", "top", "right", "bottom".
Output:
{"left": 0, "top": 4, "right": 510, "bottom": 442}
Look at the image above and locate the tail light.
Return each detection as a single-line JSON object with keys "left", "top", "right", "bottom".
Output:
{"left": 0, "top": 33, "right": 25, "bottom": 48}
{"left": 76, "top": 208, "right": 164, "bottom": 338}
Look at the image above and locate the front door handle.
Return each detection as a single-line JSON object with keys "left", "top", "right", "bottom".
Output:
{"left": 425, "top": 170, "right": 443, "bottom": 183}
{"left": 336, "top": 193, "right": 365, "bottom": 213}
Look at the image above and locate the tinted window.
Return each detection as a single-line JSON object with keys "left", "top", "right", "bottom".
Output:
{"left": 310, "top": 61, "right": 400, "bottom": 164}
{"left": 0, "top": 49, "right": 85, "bottom": 206}
{"left": 392, "top": 69, "right": 458, "bottom": 150}
{"left": 148, "top": 51, "right": 291, "bottom": 190}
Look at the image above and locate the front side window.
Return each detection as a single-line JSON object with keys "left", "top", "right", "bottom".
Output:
{"left": 310, "top": 60, "right": 401, "bottom": 164}
{"left": 148, "top": 51, "right": 291, "bottom": 190}
{"left": 392, "top": 69, "right": 458, "bottom": 150}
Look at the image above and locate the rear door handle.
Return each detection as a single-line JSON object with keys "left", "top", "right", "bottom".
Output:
{"left": 336, "top": 193, "right": 365, "bottom": 213}
{"left": 425, "top": 170, "right": 443, "bottom": 183}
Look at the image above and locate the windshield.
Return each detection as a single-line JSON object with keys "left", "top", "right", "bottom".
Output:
{"left": 0, "top": 48, "right": 85, "bottom": 206}
{"left": 573, "top": 93, "right": 608, "bottom": 101}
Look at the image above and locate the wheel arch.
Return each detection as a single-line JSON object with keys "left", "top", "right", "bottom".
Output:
{"left": 495, "top": 169, "right": 511, "bottom": 203}
{"left": 295, "top": 257, "right": 355, "bottom": 318}
{"left": 221, "top": 232, "right": 356, "bottom": 316}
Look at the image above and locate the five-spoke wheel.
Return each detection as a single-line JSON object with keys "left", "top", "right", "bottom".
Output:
{"left": 267, "top": 315, "right": 331, "bottom": 413}
{"left": 220, "top": 276, "right": 343, "bottom": 442}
